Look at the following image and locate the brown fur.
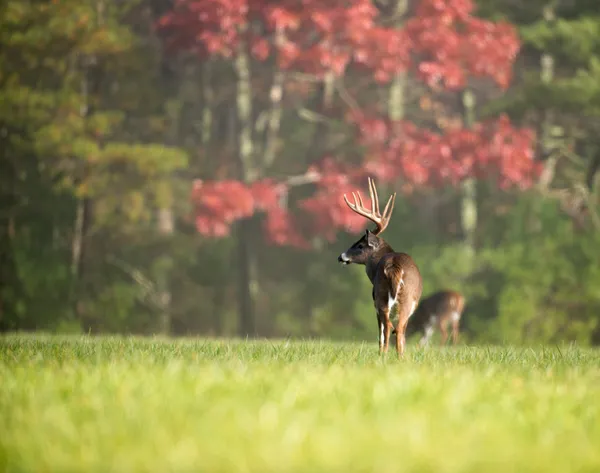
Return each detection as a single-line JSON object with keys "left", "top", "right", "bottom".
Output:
{"left": 339, "top": 231, "right": 423, "bottom": 357}
{"left": 337, "top": 178, "right": 423, "bottom": 357}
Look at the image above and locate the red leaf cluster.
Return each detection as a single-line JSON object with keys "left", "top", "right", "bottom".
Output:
{"left": 168, "top": 0, "right": 536, "bottom": 246}
{"left": 159, "top": 0, "right": 410, "bottom": 81}
{"left": 191, "top": 178, "right": 308, "bottom": 247}
{"left": 158, "top": 0, "right": 249, "bottom": 57}
{"left": 191, "top": 179, "right": 254, "bottom": 237}
{"left": 263, "top": 206, "right": 308, "bottom": 248}
{"left": 298, "top": 158, "right": 368, "bottom": 240}
{"left": 353, "top": 114, "right": 540, "bottom": 189}
{"left": 407, "top": 0, "right": 520, "bottom": 89}
{"left": 160, "top": 0, "right": 518, "bottom": 87}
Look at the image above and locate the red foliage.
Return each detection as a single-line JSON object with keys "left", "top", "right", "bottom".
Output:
{"left": 165, "top": 0, "right": 537, "bottom": 247}
{"left": 158, "top": 0, "right": 410, "bottom": 80}
{"left": 298, "top": 158, "right": 368, "bottom": 240}
{"left": 249, "top": 179, "right": 281, "bottom": 211}
{"left": 353, "top": 114, "right": 540, "bottom": 189}
{"left": 159, "top": 0, "right": 517, "bottom": 87}
{"left": 158, "top": 0, "right": 248, "bottom": 57}
{"left": 263, "top": 206, "right": 308, "bottom": 248}
{"left": 406, "top": 0, "right": 519, "bottom": 89}
{"left": 189, "top": 114, "right": 539, "bottom": 245}
{"left": 191, "top": 178, "right": 309, "bottom": 247}
{"left": 191, "top": 180, "right": 254, "bottom": 237}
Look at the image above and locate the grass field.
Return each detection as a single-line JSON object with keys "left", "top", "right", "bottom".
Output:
{"left": 1, "top": 335, "right": 600, "bottom": 473}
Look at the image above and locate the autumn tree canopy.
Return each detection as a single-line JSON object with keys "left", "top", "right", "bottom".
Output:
{"left": 159, "top": 0, "right": 540, "bottom": 247}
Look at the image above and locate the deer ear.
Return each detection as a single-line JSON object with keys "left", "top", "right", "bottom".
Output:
{"left": 366, "top": 229, "right": 378, "bottom": 248}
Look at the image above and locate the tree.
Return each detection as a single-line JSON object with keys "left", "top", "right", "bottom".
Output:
{"left": 0, "top": 0, "right": 187, "bottom": 332}
{"left": 160, "top": 0, "right": 537, "bottom": 334}
{"left": 482, "top": 0, "right": 600, "bottom": 229}
{"left": 158, "top": 0, "right": 539, "bottom": 335}
{"left": 463, "top": 0, "right": 600, "bottom": 344}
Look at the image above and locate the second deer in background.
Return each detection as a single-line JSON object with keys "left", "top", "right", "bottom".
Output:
{"left": 402, "top": 290, "right": 465, "bottom": 346}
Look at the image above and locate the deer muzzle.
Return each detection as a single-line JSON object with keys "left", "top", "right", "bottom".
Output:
{"left": 338, "top": 253, "right": 350, "bottom": 265}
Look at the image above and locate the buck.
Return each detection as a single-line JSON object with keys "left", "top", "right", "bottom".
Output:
{"left": 337, "top": 178, "right": 423, "bottom": 357}
{"left": 403, "top": 290, "right": 465, "bottom": 346}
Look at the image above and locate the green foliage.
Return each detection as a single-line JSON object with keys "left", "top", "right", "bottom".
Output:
{"left": 473, "top": 0, "right": 600, "bottom": 346}
{"left": 0, "top": 0, "right": 189, "bottom": 332}
{"left": 471, "top": 199, "right": 600, "bottom": 345}
{"left": 521, "top": 16, "right": 600, "bottom": 66}
{"left": 2, "top": 335, "right": 600, "bottom": 473}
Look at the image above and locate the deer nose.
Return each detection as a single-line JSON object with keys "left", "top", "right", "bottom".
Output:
{"left": 338, "top": 253, "right": 350, "bottom": 263}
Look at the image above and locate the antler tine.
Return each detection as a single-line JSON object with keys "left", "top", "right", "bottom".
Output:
{"left": 343, "top": 179, "right": 396, "bottom": 235}
{"left": 343, "top": 193, "right": 356, "bottom": 210}
{"left": 368, "top": 177, "right": 380, "bottom": 215}
{"left": 381, "top": 192, "right": 396, "bottom": 223}
{"left": 343, "top": 192, "right": 362, "bottom": 213}
{"left": 343, "top": 191, "right": 367, "bottom": 213}
{"left": 356, "top": 191, "right": 365, "bottom": 209}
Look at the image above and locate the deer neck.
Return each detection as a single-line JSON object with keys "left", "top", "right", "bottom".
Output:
{"left": 365, "top": 241, "right": 394, "bottom": 284}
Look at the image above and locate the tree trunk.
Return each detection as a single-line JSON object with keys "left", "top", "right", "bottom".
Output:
{"left": 154, "top": 96, "right": 182, "bottom": 336}
{"left": 72, "top": 196, "right": 93, "bottom": 330}
{"left": 156, "top": 207, "right": 174, "bottom": 335}
{"left": 460, "top": 89, "right": 477, "bottom": 257}
{"left": 236, "top": 219, "right": 256, "bottom": 336}
{"left": 71, "top": 63, "right": 96, "bottom": 330}
{"left": 531, "top": 51, "right": 557, "bottom": 231}
{"left": 388, "top": 0, "right": 408, "bottom": 123}
{"left": 322, "top": 71, "right": 335, "bottom": 111}
{"left": 234, "top": 37, "right": 258, "bottom": 337}
{"left": 0, "top": 151, "right": 20, "bottom": 332}
{"left": 263, "top": 29, "right": 285, "bottom": 169}
{"left": 201, "top": 61, "right": 213, "bottom": 148}
{"left": 388, "top": 72, "right": 406, "bottom": 121}
{"left": 212, "top": 284, "right": 226, "bottom": 336}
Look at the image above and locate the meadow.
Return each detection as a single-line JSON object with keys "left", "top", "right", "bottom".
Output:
{"left": 1, "top": 334, "right": 599, "bottom": 473}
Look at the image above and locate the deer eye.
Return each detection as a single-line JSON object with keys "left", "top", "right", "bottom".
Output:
{"left": 357, "top": 243, "right": 364, "bottom": 249}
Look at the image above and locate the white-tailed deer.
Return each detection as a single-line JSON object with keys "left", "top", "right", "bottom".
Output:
{"left": 337, "top": 178, "right": 423, "bottom": 357}
{"left": 403, "top": 290, "right": 465, "bottom": 346}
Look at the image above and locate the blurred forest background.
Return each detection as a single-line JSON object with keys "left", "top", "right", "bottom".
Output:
{"left": 1, "top": 0, "right": 599, "bottom": 344}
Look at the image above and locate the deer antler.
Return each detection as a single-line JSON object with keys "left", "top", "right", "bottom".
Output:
{"left": 343, "top": 177, "right": 396, "bottom": 235}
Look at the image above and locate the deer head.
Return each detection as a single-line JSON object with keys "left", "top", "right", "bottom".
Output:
{"left": 337, "top": 178, "right": 396, "bottom": 266}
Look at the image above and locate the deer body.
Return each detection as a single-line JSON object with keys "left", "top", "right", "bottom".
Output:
{"left": 405, "top": 290, "right": 465, "bottom": 345}
{"left": 338, "top": 178, "right": 423, "bottom": 357}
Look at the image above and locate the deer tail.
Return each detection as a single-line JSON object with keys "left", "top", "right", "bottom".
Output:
{"left": 384, "top": 264, "right": 405, "bottom": 297}
{"left": 385, "top": 264, "right": 405, "bottom": 336}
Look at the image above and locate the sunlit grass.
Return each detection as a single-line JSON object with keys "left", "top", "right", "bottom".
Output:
{"left": 1, "top": 334, "right": 599, "bottom": 473}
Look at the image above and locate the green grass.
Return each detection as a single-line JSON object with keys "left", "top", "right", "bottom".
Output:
{"left": 1, "top": 335, "right": 600, "bottom": 473}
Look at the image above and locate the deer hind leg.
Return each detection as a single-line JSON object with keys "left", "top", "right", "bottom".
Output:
{"left": 396, "top": 300, "right": 418, "bottom": 358}
{"left": 377, "top": 308, "right": 391, "bottom": 355}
